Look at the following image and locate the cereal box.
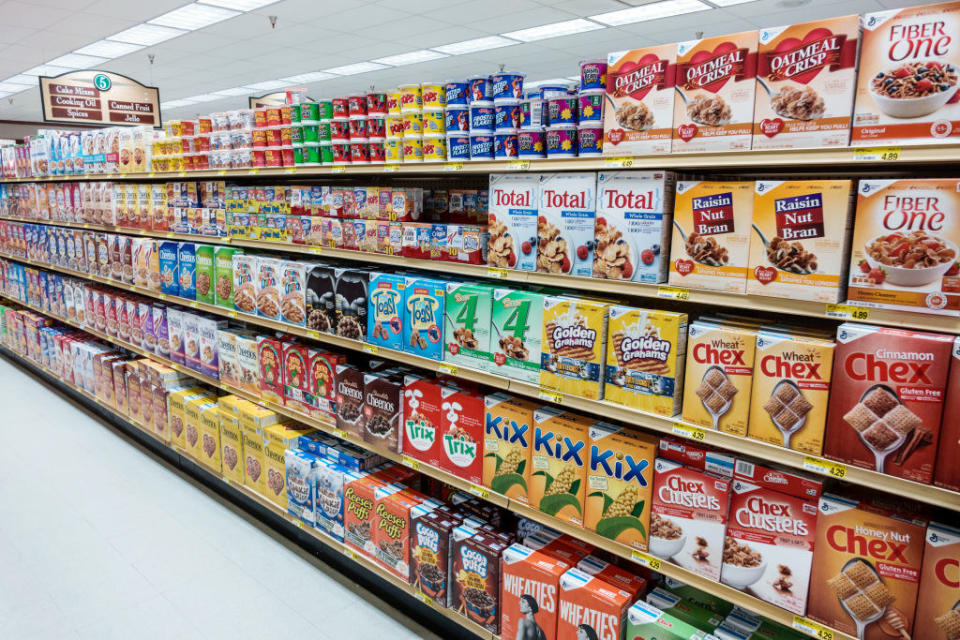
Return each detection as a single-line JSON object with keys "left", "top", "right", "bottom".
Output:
{"left": 604, "top": 306, "right": 687, "bottom": 417}
{"left": 809, "top": 493, "right": 928, "bottom": 639}
{"left": 314, "top": 458, "right": 349, "bottom": 542}
{"left": 219, "top": 407, "right": 244, "bottom": 485}
{"left": 344, "top": 474, "right": 395, "bottom": 557}
{"left": 437, "top": 385, "right": 484, "bottom": 484}
{"left": 158, "top": 240, "right": 179, "bottom": 296}
{"left": 644, "top": 588, "right": 725, "bottom": 632}
{"left": 451, "top": 529, "right": 508, "bottom": 633}
{"left": 403, "top": 275, "right": 445, "bottom": 361}
{"left": 194, "top": 244, "right": 215, "bottom": 305}
{"left": 541, "top": 297, "right": 609, "bottom": 401}
{"left": 824, "top": 323, "right": 953, "bottom": 484}
{"left": 853, "top": 2, "right": 960, "bottom": 146}
{"left": 256, "top": 256, "right": 281, "bottom": 320}
{"left": 490, "top": 288, "right": 544, "bottom": 384}
{"left": 214, "top": 246, "right": 241, "bottom": 309}
{"left": 557, "top": 568, "right": 632, "bottom": 640}
{"left": 282, "top": 342, "right": 311, "bottom": 411}
{"left": 669, "top": 181, "right": 754, "bottom": 293}
{"left": 747, "top": 329, "right": 835, "bottom": 455}
{"left": 537, "top": 173, "right": 596, "bottom": 277}
{"left": 603, "top": 44, "right": 678, "bottom": 156}
{"left": 625, "top": 601, "right": 708, "bottom": 640}
{"left": 280, "top": 260, "right": 309, "bottom": 327}
{"left": 673, "top": 30, "right": 759, "bottom": 152}
{"left": 935, "top": 336, "right": 960, "bottom": 491}
{"left": 530, "top": 407, "right": 591, "bottom": 527}
{"left": 753, "top": 16, "right": 861, "bottom": 149}
{"left": 285, "top": 448, "right": 318, "bottom": 526}
{"left": 364, "top": 372, "right": 403, "bottom": 453}
{"left": 914, "top": 522, "right": 960, "bottom": 640}
{"left": 402, "top": 374, "right": 443, "bottom": 467}
{"left": 483, "top": 393, "right": 536, "bottom": 504}
{"left": 336, "top": 364, "right": 366, "bottom": 438}
{"left": 368, "top": 271, "right": 405, "bottom": 351}
{"left": 650, "top": 457, "right": 731, "bottom": 581}
{"left": 334, "top": 268, "right": 368, "bottom": 340}
{"left": 411, "top": 509, "right": 459, "bottom": 605}
{"left": 176, "top": 242, "right": 196, "bottom": 300}
{"left": 488, "top": 173, "right": 539, "bottom": 271}
{"left": 585, "top": 423, "right": 657, "bottom": 551}
{"left": 235, "top": 334, "right": 259, "bottom": 396}
{"left": 846, "top": 179, "right": 960, "bottom": 315}
{"left": 747, "top": 180, "right": 855, "bottom": 302}
{"left": 305, "top": 263, "right": 338, "bottom": 333}
{"left": 500, "top": 544, "right": 570, "bottom": 640}
{"left": 257, "top": 335, "right": 284, "bottom": 403}
{"left": 198, "top": 405, "right": 222, "bottom": 473}
{"left": 444, "top": 282, "right": 493, "bottom": 371}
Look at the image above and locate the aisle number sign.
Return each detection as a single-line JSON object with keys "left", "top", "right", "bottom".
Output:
{"left": 40, "top": 70, "right": 160, "bottom": 127}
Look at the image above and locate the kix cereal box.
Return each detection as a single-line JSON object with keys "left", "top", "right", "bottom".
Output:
{"left": 585, "top": 423, "right": 656, "bottom": 552}
{"left": 557, "top": 568, "right": 632, "bottom": 640}
{"left": 914, "top": 522, "right": 960, "bottom": 640}
{"left": 541, "top": 297, "right": 609, "bottom": 401}
{"left": 444, "top": 281, "right": 493, "bottom": 371}
{"left": 491, "top": 288, "right": 544, "bottom": 384}
{"left": 488, "top": 173, "right": 539, "bottom": 271}
{"left": 604, "top": 306, "right": 687, "bottom": 417}
{"left": 603, "top": 44, "right": 678, "bottom": 156}
{"left": 367, "top": 271, "right": 404, "bottom": 351}
{"left": 669, "top": 181, "right": 754, "bottom": 293}
{"left": 403, "top": 275, "right": 446, "bottom": 361}
{"left": 748, "top": 180, "right": 855, "bottom": 302}
{"left": 530, "top": 407, "right": 591, "bottom": 527}
{"left": 483, "top": 393, "right": 536, "bottom": 504}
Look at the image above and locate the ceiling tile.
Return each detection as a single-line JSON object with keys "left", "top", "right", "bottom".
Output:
{"left": 0, "top": 1, "right": 69, "bottom": 29}
{"left": 313, "top": 5, "right": 410, "bottom": 31}
{"left": 80, "top": 0, "right": 188, "bottom": 22}
{"left": 0, "top": 25, "right": 38, "bottom": 46}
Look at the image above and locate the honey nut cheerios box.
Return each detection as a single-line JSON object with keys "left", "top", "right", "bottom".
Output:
{"left": 483, "top": 392, "right": 537, "bottom": 504}
{"left": 747, "top": 180, "right": 855, "bottom": 303}
{"left": 603, "top": 43, "right": 678, "bottom": 156}
{"left": 530, "top": 407, "right": 592, "bottom": 527}
{"left": 913, "top": 522, "right": 960, "bottom": 640}
{"left": 669, "top": 181, "right": 754, "bottom": 294}
{"left": 540, "top": 296, "right": 609, "bottom": 401}
{"left": 753, "top": 15, "right": 861, "bottom": 150}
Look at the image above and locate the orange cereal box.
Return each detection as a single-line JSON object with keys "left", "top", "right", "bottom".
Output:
{"left": 914, "top": 522, "right": 960, "bottom": 640}
{"left": 483, "top": 393, "right": 536, "bottom": 504}
{"left": 541, "top": 297, "right": 609, "bottom": 400}
{"left": 753, "top": 16, "right": 861, "bottom": 149}
{"left": 846, "top": 179, "right": 960, "bottom": 315}
{"left": 557, "top": 568, "right": 632, "bottom": 640}
{"left": 673, "top": 31, "right": 759, "bottom": 152}
{"left": 669, "top": 181, "right": 754, "bottom": 294}
{"left": 747, "top": 180, "right": 855, "bottom": 303}
{"left": 603, "top": 44, "right": 677, "bottom": 156}
{"left": 853, "top": 1, "right": 960, "bottom": 146}
{"left": 530, "top": 407, "right": 590, "bottom": 527}
{"left": 500, "top": 544, "right": 570, "bottom": 640}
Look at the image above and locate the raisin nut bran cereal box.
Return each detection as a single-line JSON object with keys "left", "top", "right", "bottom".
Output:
{"left": 935, "top": 336, "right": 960, "bottom": 491}
{"left": 673, "top": 31, "right": 759, "bottom": 152}
{"left": 603, "top": 44, "right": 677, "bottom": 156}
{"left": 753, "top": 15, "right": 861, "bottom": 149}
{"left": 914, "top": 522, "right": 960, "bottom": 640}
{"left": 491, "top": 288, "right": 545, "bottom": 385}
{"left": 537, "top": 173, "right": 597, "bottom": 277}
{"left": 669, "top": 181, "right": 754, "bottom": 293}
{"left": 557, "top": 567, "right": 632, "bottom": 640}
{"left": 809, "top": 493, "right": 928, "bottom": 639}
{"left": 488, "top": 173, "right": 539, "bottom": 271}
{"left": 483, "top": 393, "right": 536, "bottom": 504}
{"left": 530, "top": 407, "right": 590, "bottom": 527}
{"left": 541, "top": 297, "right": 609, "bottom": 401}
{"left": 501, "top": 544, "right": 570, "bottom": 640}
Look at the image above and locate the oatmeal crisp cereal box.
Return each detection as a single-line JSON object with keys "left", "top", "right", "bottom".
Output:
{"left": 809, "top": 493, "right": 927, "bottom": 639}
{"left": 914, "top": 522, "right": 960, "bottom": 640}
{"left": 403, "top": 276, "right": 446, "bottom": 361}
{"left": 487, "top": 173, "right": 539, "bottom": 271}
{"left": 444, "top": 282, "right": 493, "bottom": 372}
{"left": 368, "top": 271, "right": 405, "bottom": 351}
{"left": 682, "top": 320, "right": 757, "bottom": 436}
{"left": 753, "top": 15, "right": 861, "bottom": 149}
{"left": 537, "top": 173, "right": 597, "bottom": 277}
{"left": 530, "top": 407, "right": 591, "bottom": 527}
{"left": 500, "top": 544, "right": 570, "bottom": 640}
{"left": 650, "top": 457, "right": 731, "bottom": 582}
{"left": 232, "top": 253, "right": 257, "bottom": 315}
{"left": 541, "top": 297, "right": 609, "bottom": 401}
{"left": 603, "top": 44, "right": 678, "bottom": 156}
{"left": 604, "top": 306, "right": 687, "bottom": 417}
{"left": 748, "top": 180, "right": 855, "bottom": 302}
{"left": 585, "top": 423, "right": 657, "bottom": 552}
{"left": 594, "top": 171, "right": 675, "bottom": 284}
{"left": 669, "top": 181, "right": 754, "bottom": 293}
{"left": 673, "top": 30, "right": 759, "bottom": 152}
{"left": 824, "top": 323, "right": 953, "bottom": 484}
{"left": 557, "top": 567, "right": 632, "bottom": 640}
{"left": 853, "top": 2, "right": 960, "bottom": 146}
{"left": 935, "top": 336, "right": 960, "bottom": 491}
{"left": 747, "top": 329, "right": 835, "bottom": 456}
{"left": 846, "top": 179, "right": 960, "bottom": 315}
{"left": 280, "top": 260, "right": 310, "bottom": 327}
{"left": 491, "top": 288, "right": 544, "bottom": 385}
{"left": 483, "top": 393, "right": 536, "bottom": 504}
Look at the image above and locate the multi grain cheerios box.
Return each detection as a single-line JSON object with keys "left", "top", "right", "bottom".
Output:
{"left": 488, "top": 173, "right": 539, "bottom": 271}
{"left": 540, "top": 296, "right": 609, "bottom": 400}
{"left": 530, "top": 407, "right": 591, "bottom": 527}
{"left": 748, "top": 180, "right": 855, "bottom": 303}
{"left": 753, "top": 15, "right": 861, "bottom": 150}
{"left": 603, "top": 44, "right": 678, "bottom": 156}
{"left": 914, "top": 522, "right": 960, "bottom": 640}
{"left": 483, "top": 393, "right": 536, "bottom": 504}
{"left": 537, "top": 172, "right": 597, "bottom": 277}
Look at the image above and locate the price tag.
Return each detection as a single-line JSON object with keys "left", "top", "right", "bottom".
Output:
{"left": 630, "top": 550, "right": 662, "bottom": 571}
{"left": 147, "top": 172, "right": 155, "bottom": 178}
{"left": 306, "top": 330, "right": 320, "bottom": 340}
{"left": 166, "top": 232, "right": 175, "bottom": 238}
{"left": 247, "top": 168, "right": 260, "bottom": 175}
{"left": 343, "top": 547, "right": 359, "bottom": 561}
{"left": 331, "top": 429, "right": 347, "bottom": 439}
{"left": 413, "top": 590, "right": 432, "bottom": 606}
{"left": 283, "top": 167, "right": 297, "bottom": 174}
{"left": 309, "top": 246, "right": 322, "bottom": 254}
{"left": 468, "top": 484, "right": 490, "bottom": 499}
{"left": 438, "top": 364, "right": 459, "bottom": 376}
{"left": 189, "top": 301, "right": 199, "bottom": 309}
{"left": 227, "top": 310, "right": 238, "bottom": 318}
{"left": 83, "top": 223, "right": 90, "bottom": 228}
{"left": 331, "top": 165, "right": 346, "bottom": 174}
{"left": 401, "top": 456, "right": 421, "bottom": 470}
{"left": 853, "top": 146, "right": 901, "bottom": 162}
{"left": 507, "top": 160, "right": 531, "bottom": 171}
{"left": 792, "top": 615, "right": 835, "bottom": 640}
{"left": 292, "top": 519, "right": 303, "bottom": 528}
{"left": 217, "top": 170, "right": 227, "bottom": 176}
{"left": 538, "top": 390, "right": 563, "bottom": 405}
{"left": 177, "top": 171, "right": 187, "bottom": 177}
{"left": 657, "top": 285, "right": 690, "bottom": 301}
{"left": 362, "top": 344, "right": 379, "bottom": 355}
{"left": 672, "top": 423, "right": 706, "bottom": 442}
{"left": 158, "top": 293, "right": 167, "bottom": 300}
{"left": 443, "top": 162, "right": 464, "bottom": 172}
{"left": 825, "top": 303, "right": 869, "bottom": 320}
{"left": 486, "top": 267, "right": 509, "bottom": 279}
{"left": 383, "top": 164, "right": 400, "bottom": 172}
{"left": 117, "top": 173, "right": 127, "bottom": 179}
{"left": 803, "top": 456, "right": 847, "bottom": 480}
{"left": 605, "top": 156, "right": 635, "bottom": 168}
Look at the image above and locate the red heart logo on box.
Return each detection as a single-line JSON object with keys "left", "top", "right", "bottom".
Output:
{"left": 677, "top": 123, "right": 698, "bottom": 142}
{"left": 612, "top": 53, "right": 666, "bottom": 101}
{"left": 770, "top": 28, "right": 837, "bottom": 85}
{"left": 493, "top": 352, "right": 506, "bottom": 366}
{"left": 607, "top": 128, "right": 625, "bottom": 145}
{"left": 675, "top": 258, "right": 695, "bottom": 276}
{"left": 687, "top": 42, "right": 743, "bottom": 93}
{"left": 754, "top": 265, "right": 778, "bottom": 284}
{"left": 760, "top": 118, "right": 783, "bottom": 137}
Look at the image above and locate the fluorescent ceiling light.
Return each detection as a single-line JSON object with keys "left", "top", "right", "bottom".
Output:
{"left": 0, "top": 82, "right": 32, "bottom": 93}
{"left": 432, "top": 35, "right": 518, "bottom": 56}
{"left": 373, "top": 49, "right": 447, "bottom": 67}
{"left": 47, "top": 53, "right": 108, "bottom": 69}
{"left": 3, "top": 75, "right": 36, "bottom": 86}
{"left": 591, "top": 0, "right": 710, "bottom": 25}
{"left": 279, "top": 71, "right": 335, "bottom": 83}
{"left": 323, "top": 62, "right": 389, "bottom": 76}
{"left": 708, "top": 0, "right": 759, "bottom": 5}
{"left": 502, "top": 18, "right": 603, "bottom": 43}
{"left": 108, "top": 23, "right": 186, "bottom": 46}
{"left": 244, "top": 80, "right": 287, "bottom": 91}
{"left": 23, "top": 64, "right": 73, "bottom": 76}
{"left": 211, "top": 87, "right": 253, "bottom": 96}
{"left": 75, "top": 40, "right": 144, "bottom": 58}
{"left": 199, "top": 0, "right": 279, "bottom": 9}
{"left": 0, "top": 92, "right": 10, "bottom": 99}
{"left": 161, "top": 98, "right": 200, "bottom": 108}
{"left": 149, "top": 3, "right": 240, "bottom": 30}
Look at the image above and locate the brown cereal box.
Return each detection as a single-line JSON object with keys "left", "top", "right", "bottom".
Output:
{"left": 500, "top": 544, "right": 570, "bottom": 640}
{"left": 557, "top": 567, "right": 632, "bottom": 640}
{"left": 530, "top": 407, "right": 590, "bottom": 527}
{"left": 482, "top": 393, "right": 536, "bottom": 504}
{"left": 452, "top": 529, "right": 507, "bottom": 633}
{"left": 540, "top": 297, "right": 608, "bottom": 400}
{"left": 603, "top": 43, "right": 678, "bottom": 156}
{"left": 934, "top": 336, "right": 960, "bottom": 491}
{"left": 914, "top": 522, "right": 960, "bottom": 640}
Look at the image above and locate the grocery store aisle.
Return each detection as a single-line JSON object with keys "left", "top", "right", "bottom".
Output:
{"left": 0, "top": 357, "right": 441, "bottom": 640}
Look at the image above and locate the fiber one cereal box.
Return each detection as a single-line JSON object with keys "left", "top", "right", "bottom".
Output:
{"left": 368, "top": 271, "right": 404, "bottom": 351}
{"left": 603, "top": 44, "right": 677, "bottom": 156}
{"left": 914, "top": 522, "right": 960, "bottom": 640}
{"left": 682, "top": 320, "right": 757, "bottom": 436}
{"left": 488, "top": 173, "right": 539, "bottom": 271}
{"left": 541, "top": 297, "right": 608, "bottom": 401}
{"left": 537, "top": 173, "right": 596, "bottom": 277}
{"left": 846, "top": 179, "right": 960, "bottom": 315}
{"left": 585, "top": 423, "right": 656, "bottom": 552}
{"left": 491, "top": 288, "right": 544, "bottom": 384}
{"left": 604, "top": 306, "right": 687, "bottom": 417}
{"left": 444, "top": 281, "right": 493, "bottom": 371}
{"left": 403, "top": 276, "right": 445, "bottom": 361}
{"left": 594, "top": 171, "right": 675, "bottom": 283}
{"left": 753, "top": 15, "right": 861, "bottom": 149}
{"left": 530, "top": 407, "right": 591, "bottom": 527}
{"left": 669, "top": 181, "right": 754, "bottom": 293}
{"left": 747, "top": 180, "right": 855, "bottom": 302}
{"left": 809, "top": 493, "right": 928, "bottom": 639}
{"left": 853, "top": 1, "right": 960, "bottom": 146}
{"left": 626, "top": 601, "right": 708, "bottom": 640}
{"left": 935, "top": 336, "right": 960, "bottom": 491}
{"left": 483, "top": 393, "right": 536, "bottom": 503}
{"left": 557, "top": 567, "right": 632, "bottom": 640}
{"left": 500, "top": 544, "right": 570, "bottom": 640}
{"left": 673, "top": 31, "right": 759, "bottom": 152}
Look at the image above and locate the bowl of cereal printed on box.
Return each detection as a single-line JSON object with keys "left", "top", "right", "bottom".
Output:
{"left": 863, "top": 230, "right": 958, "bottom": 287}
{"left": 869, "top": 61, "right": 959, "bottom": 118}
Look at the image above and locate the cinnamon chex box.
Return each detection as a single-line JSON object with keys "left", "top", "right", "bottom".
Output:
{"left": 935, "top": 336, "right": 960, "bottom": 491}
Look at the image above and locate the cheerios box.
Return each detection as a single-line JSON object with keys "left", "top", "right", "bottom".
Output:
{"left": 603, "top": 43, "right": 678, "bottom": 156}
{"left": 530, "top": 407, "right": 591, "bottom": 527}
{"left": 402, "top": 275, "right": 446, "bottom": 361}
{"left": 198, "top": 404, "right": 222, "bottom": 473}
{"left": 444, "top": 281, "right": 493, "bottom": 372}
{"left": 487, "top": 173, "right": 540, "bottom": 271}
{"left": 540, "top": 296, "right": 609, "bottom": 400}
{"left": 490, "top": 288, "right": 544, "bottom": 384}
{"left": 185, "top": 396, "right": 217, "bottom": 460}
{"left": 218, "top": 407, "right": 244, "bottom": 485}
{"left": 537, "top": 172, "right": 596, "bottom": 277}
{"left": 264, "top": 423, "right": 315, "bottom": 509}
{"left": 483, "top": 393, "right": 536, "bottom": 504}
{"left": 367, "top": 271, "right": 405, "bottom": 351}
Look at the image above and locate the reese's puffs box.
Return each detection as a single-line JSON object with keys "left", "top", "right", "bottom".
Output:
{"left": 914, "top": 522, "right": 960, "bottom": 640}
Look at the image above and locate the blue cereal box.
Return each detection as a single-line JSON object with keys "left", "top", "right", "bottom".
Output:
{"left": 177, "top": 242, "right": 196, "bottom": 300}
{"left": 158, "top": 241, "right": 180, "bottom": 297}
{"left": 314, "top": 459, "right": 351, "bottom": 542}
{"left": 402, "top": 276, "right": 446, "bottom": 361}
{"left": 368, "top": 272, "right": 405, "bottom": 351}
{"left": 286, "top": 448, "right": 319, "bottom": 526}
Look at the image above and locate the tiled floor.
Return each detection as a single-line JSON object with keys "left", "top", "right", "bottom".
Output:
{"left": 0, "top": 356, "right": 441, "bottom": 640}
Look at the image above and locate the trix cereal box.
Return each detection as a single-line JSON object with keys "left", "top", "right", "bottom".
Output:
{"left": 914, "top": 522, "right": 960, "bottom": 640}
{"left": 483, "top": 393, "right": 536, "bottom": 504}
{"left": 488, "top": 173, "right": 539, "bottom": 271}
{"left": 593, "top": 171, "right": 675, "bottom": 284}
{"left": 537, "top": 173, "right": 597, "bottom": 277}
{"left": 557, "top": 568, "right": 632, "bottom": 640}
{"left": 500, "top": 544, "right": 570, "bottom": 640}
{"left": 368, "top": 271, "right": 404, "bottom": 351}
{"left": 491, "top": 288, "right": 545, "bottom": 385}
{"left": 853, "top": 1, "right": 960, "bottom": 146}
{"left": 747, "top": 180, "right": 855, "bottom": 303}
{"left": 809, "top": 493, "right": 928, "bottom": 639}
{"left": 753, "top": 16, "right": 861, "bottom": 150}
{"left": 846, "top": 179, "right": 960, "bottom": 315}
{"left": 604, "top": 306, "right": 688, "bottom": 417}
{"left": 824, "top": 323, "right": 953, "bottom": 484}
{"left": 403, "top": 275, "right": 445, "bottom": 361}
{"left": 437, "top": 386, "right": 484, "bottom": 485}
{"left": 402, "top": 374, "right": 443, "bottom": 468}
{"left": 444, "top": 282, "right": 493, "bottom": 371}
{"left": 541, "top": 297, "right": 609, "bottom": 401}
{"left": 530, "top": 408, "right": 591, "bottom": 527}
{"left": 669, "top": 181, "right": 754, "bottom": 293}
{"left": 673, "top": 30, "right": 759, "bottom": 152}
{"left": 935, "top": 336, "right": 960, "bottom": 491}
{"left": 603, "top": 44, "right": 678, "bottom": 156}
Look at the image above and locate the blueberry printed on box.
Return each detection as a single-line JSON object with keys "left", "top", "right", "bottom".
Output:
{"left": 487, "top": 173, "right": 539, "bottom": 271}
{"left": 537, "top": 173, "right": 597, "bottom": 276}
{"left": 158, "top": 241, "right": 179, "bottom": 296}
{"left": 368, "top": 271, "right": 405, "bottom": 350}
{"left": 176, "top": 242, "right": 196, "bottom": 300}
{"left": 403, "top": 276, "right": 445, "bottom": 361}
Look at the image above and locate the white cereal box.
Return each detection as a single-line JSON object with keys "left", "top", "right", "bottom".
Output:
{"left": 603, "top": 43, "right": 678, "bottom": 156}
{"left": 488, "top": 173, "right": 539, "bottom": 271}
{"left": 537, "top": 172, "right": 596, "bottom": 277}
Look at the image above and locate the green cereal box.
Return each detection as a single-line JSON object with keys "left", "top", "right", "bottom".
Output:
{"left": 491, "top": 288, "right": 544, "bottom": 384}
{"left": 444, "top": 282, "right": 493, "bottom": 371}
{"left": 215, "top": 246, "right": 243, "bottom": 309}
{"left": 625, "top": 601, "right": 708, "bottom": 640}
{"left": 195, "top": 245, "right": 216, "bottom": 305}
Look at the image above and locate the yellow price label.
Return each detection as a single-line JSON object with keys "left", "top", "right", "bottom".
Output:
{"left": 413, "top": 590, "right": 432, "bottom": 606}
{"left": 331, "top": 429, "right": 347, "bottom": 439}
{"left": 217, "top": 170, "right": 227, "bottom": 176}
{"left": 227, "top": 311, "right": 238, "bottom": 318}
{"left": 362, "top": 344, "right": 379, "bottom": 355}
{"left": 248, "top": 168, "right": 260, "bottom": 175}
{"left": 853, "top": 146, "right": 901, "bottom": 162}
{"left": 177, "top": 171, "right": 187, "bottom": 177}
{"left": 158, "top": 293, "right": 167, "bottom": 300}
{"left": 343, "top": 547, "right": 359, "bottom": 561}
{"left": 307, "top": 330, "right": 320, "bottom": 340}
{"left": 630, "top": 550, "right": 662, "bottom": 571}
{"left": 189, "top": 301, "right": 199, "bottom": 309}
{"left": 825, "top": 303, "right": 869, "bottom": 321}
{"left": 309, "top": 246, "right": 322, "bottom": 254}
{"left": 507, "top": 160, "right": 531, "bottom": 171}
{"left": 166, "top": 232, "right": 175, "bottom": 238}
{"left": 383, "top": 164, "right": 400, "bottom": 172}
{"left": 803, "top": 456, "right": 847, "bottom": 480}
{"left": 792, "top": 615, "right": 835, "bottom": 640}
{"left": 82, "top": 223, "right": 90, "bottom": 228}
{"left": 538, "top": 390, "right": 563, "bottom": 405}
{"left": 657, "top": 285, "right": 690, "bottom": 301}
{"left": 331, "top": 165, "right": 347, "bottom": 174}
{"left": 401, "top": 456, "right": 421, "bottom": 470}
{"left": 671, "top": 423, "right": 706, "bottom": 442}
{"left": 443, "top": 162, "right": 464, "bottom": 172}
{"left": 284, "top": 167, "right": 297, "bottom": 174}
{"left": 486, "top": 268, "right": 509, "bottom": 279}
{"left": 468, "top": 484, "right": 490, "bottom": 499}
{"left": 438, "top": 364, "right": 459, "bottom": 376}
{"left": 605, "top": 156, "right": 635, "bottom": 168}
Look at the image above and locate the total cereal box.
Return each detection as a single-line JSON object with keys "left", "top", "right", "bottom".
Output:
{"left": 673, "top": 31, "right": 759, "bottom": 152}
{"left": 753, "top": 15, "right": 861, "bottom": 150}
{"left": 491, "top": 288, "right": 544, "bottom": 385}
{"left": 500, "top": 544, "right": 570, "bottom": 640}
{"left": 809, "top": 493, "right": 927, "bottom": 639}
{"left": 846, "top": 179, "right": 960, "bottom": 315}
{"left": 747, "top": 180, "right": 855, "bottom": 303}
{"left": 669, "top": 181, "right": 754, "bottom": 293}
{"left": 537, "top": 173, "right": 597, "bottom": 277}
{"left": 603, "top": 44, "right": 677, "bottom": 156}
{"left": 935, "top": 336, "right": 960, "bottom": 491}
{"left": 540, "top": 296, "right": 608, "bottom": 401}
{"left": 914, "top": 522, "right": 960, "bottom": 640}
{"left": 530, "top": 407, "right": 591, "bottom": 527}
{"left": 488, "top": 173, "right": 539, "bottom": 271}
{"left": 853, "top": 1, "right": 960, "bottom": 146}
{"left": 557, "top": 567, "right": 632, "bottom": 640}
{"left": 483, "top": 393, "right": 536, "bottom": 504}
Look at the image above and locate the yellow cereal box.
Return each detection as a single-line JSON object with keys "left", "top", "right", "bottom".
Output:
{"left": 669, "top": 181, "right": 754, "bottom": 293}
{"left": 167, "top": 387, "right": 206, "bottom": 450}
{"left": 747, "top": 180, "right": 855, "bottom": 302}
{"left": 747, "top": 329, "right": 834, "bottom": 455}
{"left": 240, "top": 421, "right": 266, "bottom": 496}
{"left": 682, "top": 320, "right": 756, "bottom": 436}
{"left": 238, "top": 403, "right": 286, "bottom": 432}
{"left": 185, "top": 397, "right": 217, "bottom": 460}
{"left": 218, "top": 405, "right": 244, "bottom": 485}
{"left": 263, "top": 423, "right": 315, "bottom": 509}
{"left": 541, "top": 297, "right": 609, "bottom": 400}
{"left": 198, "top": 405, "right": 222, "bottom": 473}
{"left": 483, "top": 393, "right": 537, "bottom": 504}
{"left": 585, "top": 423, "right": 657, "bottom": 551}
{"left": 530, "top": 407, "right": 591, "bottom": 526}
{"left": 605, "top": 306, "right": 688, "bottom": 417}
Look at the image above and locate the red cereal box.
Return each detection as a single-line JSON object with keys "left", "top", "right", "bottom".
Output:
{"left": 557, "top": 567, "right": 632, "bottom": 640}
{"left": 257, "top": 335, "right": 284, "bottom": 404}
{"left": 373, "top": 487, "right": 424, "bottom": 582}
{"left": 402, "top": 374, "right": 444, "bottom": 468}
{"left": 501, "top": 544, "right": 570, "bottom": 640}
{"left": 576, "top": 555, "right": 648, "bottom": 600}
{"left": 343, "top": 473, "right": 395, "bottom": 558}
{"left": 437, "top": 385, "right": 484, "bottom": 485}
{"left": 281, "top": 341, "right": 311, "bottom": 411}
{"left": 934, "top": 336, "right": 960, "bottom": 491}
{"left": 914, "top": 522, "right": 960, "bottom": 640}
